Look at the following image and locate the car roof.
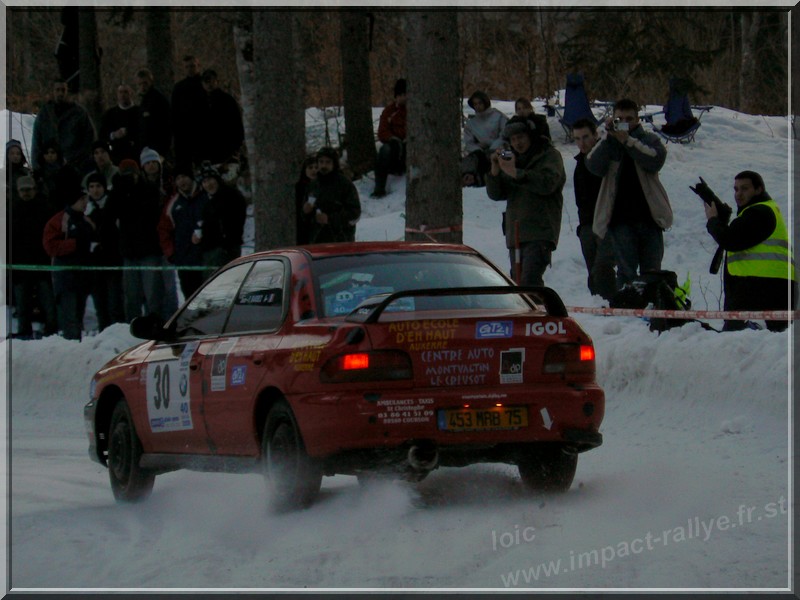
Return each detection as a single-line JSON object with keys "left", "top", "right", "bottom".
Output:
{"left": 241, "top": 241, "right": 481, "bottom": 261}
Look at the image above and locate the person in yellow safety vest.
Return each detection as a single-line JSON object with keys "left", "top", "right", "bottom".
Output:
{"left": 703, "top": 170, "right": 797, "bottom": 332}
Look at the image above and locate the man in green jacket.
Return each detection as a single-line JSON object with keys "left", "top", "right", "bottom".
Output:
{"left": 486, "top": 116, "right": 566, "bottom": 286}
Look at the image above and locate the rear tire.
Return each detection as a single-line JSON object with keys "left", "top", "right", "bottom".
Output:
{"left": 517, "top": 446, "right": 577, "bottom": 493}
{"left": 262, "top": 400, "right": 322, "bottom": 511}
{"left": 108, "top": 401, "right": 155, "bottom": 502}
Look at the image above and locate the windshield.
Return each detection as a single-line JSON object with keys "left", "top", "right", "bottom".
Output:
{"left": 312, "top": 251, "right": 536, "bottom": 318}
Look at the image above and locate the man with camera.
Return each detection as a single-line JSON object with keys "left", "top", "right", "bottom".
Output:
{"left": 486, "top": 116, "right": 565, "bottom": 286}
{"left": 694, "top": 171, "right": 796, "bottom": 332}
{"left": 586, "top": 98, "right": 672, "bottom": 288}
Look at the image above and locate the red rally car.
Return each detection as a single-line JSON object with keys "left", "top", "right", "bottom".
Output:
{"left": 85, "top": 242, "right": 604, "bottom": 509}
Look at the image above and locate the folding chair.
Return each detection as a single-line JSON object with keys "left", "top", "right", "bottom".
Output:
{"left": 644, "top": 78, "right": 711, "bottom": 144}
{"left": 555, "top": 74, "right": 601, "bottom": 141}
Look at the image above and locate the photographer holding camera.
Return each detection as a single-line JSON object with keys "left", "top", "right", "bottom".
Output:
{"left": 693, "top": 171, "right": 796, "bottom": 332}
{"left": 486, "top": 115, "right": 565, "bottom": 286}
{"left": 587, "top": 98, "right": 672, "bottom": 289}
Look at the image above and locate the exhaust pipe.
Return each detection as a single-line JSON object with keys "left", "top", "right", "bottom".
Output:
{"left": 407, "top": 443, "right": 439, "bottom": 471}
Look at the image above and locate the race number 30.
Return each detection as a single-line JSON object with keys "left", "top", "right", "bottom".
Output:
{"left": 147, "top": 359, "right": 193, "bottom": 433}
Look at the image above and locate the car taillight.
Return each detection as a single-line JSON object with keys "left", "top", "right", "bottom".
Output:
{"left": 542, "top": 343, "right": 596, "bottom": 376}
{"left": 321, "top": 350, "right": 413, "bottom": 383}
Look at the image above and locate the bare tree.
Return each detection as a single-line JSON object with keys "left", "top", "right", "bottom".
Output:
{"left": 340, "top": 10, "right": 377, "bottom": 178}
{"left": 146, "top": 7, "right": 174, "bottom": 95}
{"left": 405, "top": 12, "right": 463, "bottom": 244}
{"left": 78, "top": 7, "right": 103, "bottom": 128}
{"left": 252, "top": 11, "right": 306, "bottom": 251}
{"left": 232, "top": 12, "right": 256, "bottom": 172}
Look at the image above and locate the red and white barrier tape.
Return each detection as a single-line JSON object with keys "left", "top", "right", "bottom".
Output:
{"left": 565, "top": 306, "right": 798, "bottom": 321}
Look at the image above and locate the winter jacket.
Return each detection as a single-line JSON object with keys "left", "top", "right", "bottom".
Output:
{"left": 138, "top": 87, "right": 172, "bottom": 157}
{"left": 85, "top": 194, "right": 122, "bottom": 266}
{"left": 586, "top": 125, "right": 672, "bottom": 239}
{"left": 378, "top": 101, "right": 407, "bottom": 143}
{"left": 199, "top": 183, "right": 247, "bottom": 256}
{"left": 573, "top": 152, "right": 602, "bottom": 232}
{"left": 171, "top": 74, "right": 206, "bottom": 165}
{"left": 197, "top": 88, "right": 245, "bottom": 165}
{"left": 307, "top": 170, "right": 361, "bottom": 243}
{"left": 11, "top": 192, "right": 54, "bottom": 267}
{"left": 42, "top": 206, "right": 95, "bottom": 295}
{"left": 107, "top": 173, "right": 163, "bottom": 260}
{"left": 166, "top": 185, "right": 207, "bottom": 266}
{"left": 463, "top": 108, "right": 508, "bottom": 154}
{"left": 486, "top": 139, "right": 566, "bottom": 249}
{"left": 31, "top": 101, "right": 96, "bottom": 171}
{"left": 99, "top": 105, "right": 142, "bottom": 164}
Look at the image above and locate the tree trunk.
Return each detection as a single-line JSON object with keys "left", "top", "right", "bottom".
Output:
{"left": 739, "top": 12, "right": 760, "bottom": 114}
{"left": 233, "top": 12, "right": 256, "bottom": 178}
{"left": 404, "top": 12, "right": 462, "bottom": 244}
{"left": 252, "top": 11, "right": 306, "bottom": 251}
{"left": 146, "top": 7, "right": 174, "bottom": 95}
{"left": 78, "top": 7, "right": 102, "bottom": 128}
{"left": 340, "top": 10, "right": 376, "bottom": 177}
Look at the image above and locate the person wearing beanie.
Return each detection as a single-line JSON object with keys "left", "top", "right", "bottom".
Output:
{"left": 10, "top": 175, "right": 58, "bottom": 338}
{"left": 84, "top": 171, "right": 125, "bottom": 330}
{"left": 486, "top": 115, "right": 566, "bottom": 287}
{"left": 194, "top": 161, "right": 247, "bottom": 278}
{"left": 370, "top": 78, "right": 407, "bottom": 198}
{"left": 99, "top": 84, "right": 142, "bottom": 164}
{"left": 301, "top": 146, "right": 361, "bottom": 243}
{"left": 82, "top": 140, "right": 120, "bottom": 192}
{"left": 6, "top": 139, "right": 31, "bottom": 205}
{"left": 461, "top": 90, "right": 508, "bottom": 187}
{"left": 42, "top": 186, "right": 97, "bottom": 340}
{"left": 514, "top": 97, "right": 551, "bottom": 141}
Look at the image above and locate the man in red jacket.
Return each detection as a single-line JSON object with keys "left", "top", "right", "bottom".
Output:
{"left": 42, "top": 181, "right": 96, "bottom": 340}
{"left": 371, "top": 78, "right": 407, "bottom": 198}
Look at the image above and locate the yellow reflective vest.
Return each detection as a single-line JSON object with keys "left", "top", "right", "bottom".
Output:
{"left": 727, "top": 199, "right": 796, "bottom": 281}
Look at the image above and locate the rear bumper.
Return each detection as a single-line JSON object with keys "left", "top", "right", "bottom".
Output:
{"left": 292, "top": 384, "right": 605, "bottom": 458}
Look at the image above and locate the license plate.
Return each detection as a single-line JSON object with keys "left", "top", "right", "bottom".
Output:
{"left": 437, "top": 407, "right": 528, "bottom": 432}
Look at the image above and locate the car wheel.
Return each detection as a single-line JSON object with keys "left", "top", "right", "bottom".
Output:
{"left": 263, "top": 401, "right": 322, "bottom": 511}
{"left": 517, "top": 446, "right": 578, "bottom": 493}
{"left": 108, "top": 401, "right": 155, "bottom": 502}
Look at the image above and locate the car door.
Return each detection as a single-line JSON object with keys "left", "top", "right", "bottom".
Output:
{"left": 200, "top": 258, "right": 289, "bottom": 455}
{"left": 145, "top": 261, "right": 254, "bottom": 454}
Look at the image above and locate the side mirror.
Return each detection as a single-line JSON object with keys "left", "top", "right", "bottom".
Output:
{"left": 130, "top": 314, "right": 172, "bottom": 341}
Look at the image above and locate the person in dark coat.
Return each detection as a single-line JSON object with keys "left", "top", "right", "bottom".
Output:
{"left": 194, "top": 163, "right": 247, "bottom": 277}
{"left": 84, "top": 171, "right": 125, "bottom": 330}
{"left": 486, "top": 116, "right": 565, "bottom": 286}
{"left": 371, "top": 78, "right": 407, "bottom": 198}
{"left": 196, "top": 69, "right": 245, "bottom": 166}
{"left": 107, "top": 159, "right": 166, "bottom": 322}
{"left": 171, "top": 55, "right": 206, "bottom": 172}
{"left": 304, "top": 147, "right": 361, "bottom": 243}
{"left": 42, "top": 179, "right": 96, "bottom": 340}
{"left": 161, "top": 164, "right": 207, "bottom": 299}
{"left": 6, "top": 139, "right": 31, "bottom": 206}
{"left": 99, "top": 84, "right": 142, "bottom": 164}
{"left": 11, "top": 176, "right": 58, "bottom": 338}
{"left": 572, "top": 118, "right": 616, "bottom": 301}
{"left": 514, "top": 97, "right": 551, "bottom": 141}
{"left": 135, "top": 68, "right": 172, "bottom": 159}
{"left": 295, "top": 156, "right": 318, "bottom": 245}
{"left": 31, "top": 80, "right": 96, "bottom": 172}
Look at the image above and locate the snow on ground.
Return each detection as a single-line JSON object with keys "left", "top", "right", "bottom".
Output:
{"left": 3, "top": 101, "right": 794, "bottom": 591}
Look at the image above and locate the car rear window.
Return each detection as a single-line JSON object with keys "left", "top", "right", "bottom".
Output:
{"left": 312, "top": 251, "right": 536, "bottom": 317}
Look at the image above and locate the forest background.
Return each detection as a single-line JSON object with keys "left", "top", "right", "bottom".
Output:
{"left": 5, "top": 7, "right": 797, "bottom": 252}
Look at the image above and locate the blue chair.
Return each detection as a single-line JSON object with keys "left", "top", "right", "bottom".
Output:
{"left": 645, "top": 78, "right": 711, "bottom": 144}
{"left": 555, "top": 74, "right": 611, "bottom": 141}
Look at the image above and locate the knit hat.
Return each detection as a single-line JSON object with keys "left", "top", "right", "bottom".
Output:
{"left": 468, "top": 91, "right": 491, "bottom": 111}
{"left": 16, "top": 175, "right": 36, "bottom": 191}
{"left": 502, "top": 116, "right": 537, "bottom": 141}
{"left": 316, "top": 146, "right": 340, "bottom": 171}
{"left": 394, "top": 78, "right": 407, "bottom": 98}
{"left": 139, "top": 147, "right": 161, "bottom": 167}
{"left": 119, "top": 159, "right": 140, "bottom": 174}
{"left": 6, "top": 139, "right": 23, "bottom": 153}
{"left": 91, "top": 140, "right": 110, "bottom": 154}
{"left": 85, "top": 171, "right": 107, "bottom": 189}
{"left": 199, "top": 161, "right": 221, "bottom": 181}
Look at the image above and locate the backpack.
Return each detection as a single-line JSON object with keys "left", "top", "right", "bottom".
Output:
{"left": 611, "top": 270, "right": 692, "bottom": 332}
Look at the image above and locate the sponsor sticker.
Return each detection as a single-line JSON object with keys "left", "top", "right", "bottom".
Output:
{"left": 525, "top": 321, "right": 567, "bottom": 336}
{"left": 499, "top": 348, "right": 525, "bottom": 384}
{"left": 476, "top": 321, "right": 513, "bottom": 339}
{"left": 231, "top": 365, "right": 247, "bottom": 386}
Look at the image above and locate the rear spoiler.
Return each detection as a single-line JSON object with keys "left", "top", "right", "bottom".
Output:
{"left": 345, "top": 286, "right": 568, "bottom": 324}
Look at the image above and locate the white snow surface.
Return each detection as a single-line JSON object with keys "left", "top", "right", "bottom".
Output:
{"left": 3, "top": 101, "right": 794, "bottom": 592}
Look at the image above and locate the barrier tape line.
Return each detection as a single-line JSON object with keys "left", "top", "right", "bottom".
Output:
{"left": 565, "top": 306, "right": 797, "bottom": 321}
{"left": 2, "top": 265, "right": 214, "bottom": 271}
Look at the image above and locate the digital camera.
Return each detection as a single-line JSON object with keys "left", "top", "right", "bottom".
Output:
{"left": 612, "top": 118, "right": 629, "bottom": 132}
{"left": 500, "top": 149, "right": 514, "bottom": 160}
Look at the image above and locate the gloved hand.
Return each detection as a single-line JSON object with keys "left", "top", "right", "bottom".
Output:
{"left": 689, "top": 176, "right": 722, "bottom": 206}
